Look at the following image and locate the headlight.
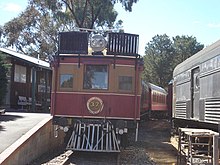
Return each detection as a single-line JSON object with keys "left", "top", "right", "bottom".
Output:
{"left": 119, "top": 129, "right": 124, "bottom": 135}
{"left": 63, "top": 126, "right": 69, "bottom": 132}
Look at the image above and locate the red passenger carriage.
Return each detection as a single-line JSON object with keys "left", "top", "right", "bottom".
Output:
{"left": 141, "top": 82, "right": 168, "bottom": 118}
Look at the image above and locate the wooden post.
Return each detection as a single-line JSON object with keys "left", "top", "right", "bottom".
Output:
{"left": 31, "top": 67, "right": 36, "bottom": 112}
{"left": 213, "top": 135, "right": 219, "bottom": 165}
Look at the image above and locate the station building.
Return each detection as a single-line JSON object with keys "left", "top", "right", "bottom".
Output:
{"left": 0, "top": 48, "right": 52, "bottom": 112}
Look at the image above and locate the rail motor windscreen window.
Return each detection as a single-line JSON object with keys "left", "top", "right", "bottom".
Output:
{"left": 83, "top": 65, "right": 108, "bottom": 89}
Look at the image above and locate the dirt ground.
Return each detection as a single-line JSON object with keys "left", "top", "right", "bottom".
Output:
{"left": 126, "top": 118, "right": 179, "bottom": 165}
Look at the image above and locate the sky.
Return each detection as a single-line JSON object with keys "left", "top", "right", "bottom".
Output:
{"left": 1, "top": 0, "right": 220, "bottom": 55}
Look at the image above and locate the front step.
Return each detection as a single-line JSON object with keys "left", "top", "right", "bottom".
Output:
{"left": 66, "top": 121, "right": 120, "bottom": 152}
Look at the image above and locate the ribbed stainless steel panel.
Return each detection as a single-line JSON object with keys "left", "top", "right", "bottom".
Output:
{"left": 205, "top": 98, "right": 220, "bottom": 123}
{"left": 175, "top": 101, "right": 187, "bottom": 118}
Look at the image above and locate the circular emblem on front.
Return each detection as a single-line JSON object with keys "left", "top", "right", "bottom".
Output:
{"left": 87, "top": 97, "right": 104, "bottom": 114}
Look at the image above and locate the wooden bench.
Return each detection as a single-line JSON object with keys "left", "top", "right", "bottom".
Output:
{"left": 0, "top": 109, "right": 5, "bottom": 115}
{"left": 17, "top": 96, "right": 27, "bottom": 109}
{"left": 17, "top": 96, "right": 42, "bottom": 110}
{"left": 26, "top": 97, "right": 32, "bottom": 106}
{"left": 26, "top": 97, "right": 42, "bottom": 111}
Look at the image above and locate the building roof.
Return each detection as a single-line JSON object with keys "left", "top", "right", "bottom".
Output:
{"left": 0, "top": 48, "right": 50, "bottom": 69}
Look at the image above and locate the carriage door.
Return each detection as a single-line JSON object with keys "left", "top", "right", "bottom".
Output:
{"left": 191, "top": 67, "right": 200, "bottom": 119}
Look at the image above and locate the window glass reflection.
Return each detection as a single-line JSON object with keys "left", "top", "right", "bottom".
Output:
{"left": 119, "top": 76, "right": 132, "bottom": 90}
{"left": 60, "top": 74, "right": 73, "bottom": 88}
{"left": 83, "top": 65, "right": 108, "bottom": 89}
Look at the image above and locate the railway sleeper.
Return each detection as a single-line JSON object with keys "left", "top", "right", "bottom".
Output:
{"left": 66, "top": 121, "right": 120, "bottom": 152}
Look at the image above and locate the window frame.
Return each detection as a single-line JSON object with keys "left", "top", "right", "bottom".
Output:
{"left": 59, "top": 74, "right": 73, "bottom": 89}
{"left": 83, "top": 64, "right": 109, "bottom": 90}
{"left": 118, "top": 76, "right": 133, "bottom": 91}
{"left": 14, "top": 64, "right": 27, "bottom": 83}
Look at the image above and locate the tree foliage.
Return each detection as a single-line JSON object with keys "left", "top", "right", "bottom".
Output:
{"left": 143, "top": 34, "right": 175, "bottom": 88}
{"left": 143, "top": 34, "right": 204, "bottom": 88}
{"left": 1, "top": 0, "right": 138, "bottom": 59}
{"left": 173, "top": 35, "right": 204, "bottom": 65}
{"left": 0, "top": 25, "right": 2, "bottom": 37}
{"left": 0, "top": 53, "right": 10, "bottom": 107}
{"left": 0, "top": 25, "right": 3, "bottom": 47}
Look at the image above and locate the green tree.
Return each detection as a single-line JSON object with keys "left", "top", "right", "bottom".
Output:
{"left": 143, "top": 34, "right": 204, "bottom": 88}
{"left": 0, "top": 25, "right": 2, "bottom": 37}
{"left": 1, "top": 0, "right": 138, "bottom": 59}
{"left": 0, "top": 25, "right": 3, "bottom": 47}
{"left": 173, "top": 35, "right": 204, "bottom": 65}
{"left": 0, "top": 53, "right": 9, "bottom": 107}
{"left": 143, "top": 34, "right": 175, "bottom": 88}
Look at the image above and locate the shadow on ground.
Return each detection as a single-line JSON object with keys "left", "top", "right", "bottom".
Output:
{"left": 0, "top": 113, "right": 23, "bottom": 131}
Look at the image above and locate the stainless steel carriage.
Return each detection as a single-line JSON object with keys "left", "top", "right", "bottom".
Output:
{"left": 173, "top": 39, "right": 220, "bottom": 130}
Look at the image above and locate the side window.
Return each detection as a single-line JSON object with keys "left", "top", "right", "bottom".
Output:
{"left": 141, "top": 86, "right": 148, "bottom": 103}
{"left": 60, "top": 74, "right": 73, "bottom": 88}
{"left": 83, "top": 65, "right": 108, "bottom": 90}
{"left": 118, "top": 76, "right": 132, "bottom": 91}
{"left": 153, "top": 92, "right": 155, "bottom": 102}
{"left": 14, "top": 64, "right": 26, "bottom": 83}
{"left": 195, "top": 75, "right": 200, "bottom": 89}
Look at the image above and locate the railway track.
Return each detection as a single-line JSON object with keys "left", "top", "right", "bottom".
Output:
{"left": 38, "top": 149, "right": 120, "bottom": 165}
{"left": 69, "top": 152, "right": 119, "bottom": 165}
{"left": 41, "top": 150, "right": 73, "bottom": 165}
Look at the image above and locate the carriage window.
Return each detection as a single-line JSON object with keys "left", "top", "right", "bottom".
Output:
{"left": 119, "top": 76, "right": 132, "bottom": 90}
{"left": 60, "top": 74, "right": 73, "bottom": 88}
{"left": 83, "top": 65, "right": 108, "bottom": 89}
{"left": 153, "top": 92, "right": 156, "bottom": 102}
